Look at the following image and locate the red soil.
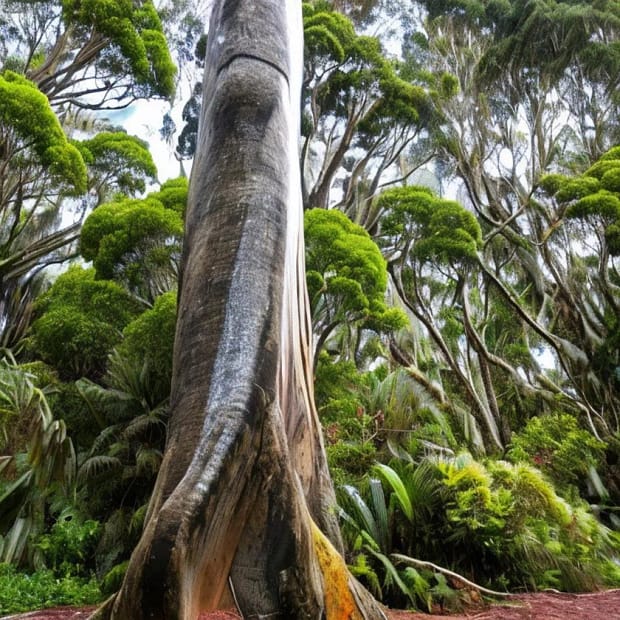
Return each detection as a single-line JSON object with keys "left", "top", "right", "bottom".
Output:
{"left": 3, "top": 590, "right": 620, "bottom": 620}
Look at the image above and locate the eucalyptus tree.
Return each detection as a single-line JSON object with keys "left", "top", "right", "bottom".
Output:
{"left": 0, "top": 0, "right": 173, "bottom": 348}
{"left": 80, "top": 177, "right": 186, "bottom": 303}
{"left": 90, "top": 0, "right": 385, "bottom": 617}
{"left": 385, "top": 0, "right": 620, "bottom": 444}
{"left": 29, "top": 266, "right": 142, "bottom": 381}
{"left": 301, "top": 1, "right": 453, "bottom": 228}
{"left": 1, "top": 0, "right": 175, "bottom": 108}
{"left": 377, "top": 186, "right": 516, "bottom": 450}
{"left": 539, "top": 146, "right": 620, "bottom": 432}
{"left": 0, "top": 71, "right": 87, "bottom": 347}
{"left": 0, "top": 116, "right": 157, "bottom": 347}
{"left": 305, "top": 207, "right": 406, "bottom": 367}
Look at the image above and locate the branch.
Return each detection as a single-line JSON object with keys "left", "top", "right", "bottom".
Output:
{"left": 391, "top": 554, "right": 512, "bottom": 598}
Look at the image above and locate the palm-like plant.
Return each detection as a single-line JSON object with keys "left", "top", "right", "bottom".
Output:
{"left": 338, "top": 460, "right": 446, "bottom": 609}
{"left": 0, "top": 352, "right": 75, "bottom": 566}
{"left": 339, "top": 447, "right": 620, "bottom": 607}
{"left": 76, "top": 351, "right": 169, "bottom": 576}
{"left": 365, "top": 368, "right": 456, "bottom": 456}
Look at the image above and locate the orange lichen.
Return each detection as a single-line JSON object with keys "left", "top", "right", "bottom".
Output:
{"left": 312, "top": 522, "right": 364, "bottom": 620}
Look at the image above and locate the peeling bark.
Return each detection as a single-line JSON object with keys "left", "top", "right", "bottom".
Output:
{"left": 89, "top": 2, "right": 385, "bottom": 618}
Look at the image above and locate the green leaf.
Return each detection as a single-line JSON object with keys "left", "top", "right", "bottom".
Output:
{"left": 373, "top": 462, "right": 414, "bottom": 522}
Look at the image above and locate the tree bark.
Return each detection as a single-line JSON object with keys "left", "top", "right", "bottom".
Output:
{"left": 89, "top": 1, "right": 385, "bottom": 618}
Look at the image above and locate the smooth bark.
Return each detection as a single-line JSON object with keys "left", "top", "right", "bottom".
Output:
{"left": 90, "top": 1, "right": 385, "bottom": 618}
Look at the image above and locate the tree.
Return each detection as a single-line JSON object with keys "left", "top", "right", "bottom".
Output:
{"left": 1, "top": 0, "right": 176, "bottom": 109}
{"left": 80, "top": 177, "right": 186, "bottom": 303}
{"left": 0, "top": 70, "right": 88, "bottom": 347}
{"left": 377, "top": 186, "right": 512, "bottom": 450}
{"left": 30, "top": 266, "right": 142, "bottom": 380}
{"left": 301, "top": 1, "right": 450, "bottom": 224}
{"left": 91, "top": 1, "right": 384, "bottom": 617}
{"left": 378, "top": 0, "right": 620, "bottom": 449}
{"left": 0, "top": 0, "right": 173, "bottom": 348}
{"left": 305, "top": 207, "right": 406, "bottom": 367}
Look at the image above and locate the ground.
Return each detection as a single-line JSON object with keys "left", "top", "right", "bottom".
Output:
{"left": 3, "top": 590, "right": 620, "bottom": 620}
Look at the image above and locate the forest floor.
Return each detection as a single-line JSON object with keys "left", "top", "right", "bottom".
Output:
{"left": 4, "top": 589, "right": 620, "bottom": 620}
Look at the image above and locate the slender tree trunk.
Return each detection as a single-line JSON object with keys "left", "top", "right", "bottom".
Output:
{"left": 90, "top": 2, "right": 385, "bottom": 618}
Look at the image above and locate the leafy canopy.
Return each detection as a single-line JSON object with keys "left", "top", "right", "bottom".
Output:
{"left": 541, "top": 146, "right": 620, "bottom": 254}
{"left": 420, "top": 0, "right": 620, "bottom": 85}
{"left": 60, "top": 0, "right": 176, "bottom": 98}
{"left": 0, "top": 71, "right": 86, "bottom": 193}
{"left": 378, "top": 186, "right": 482, "bottom": 265}
{"left": 305, "top": 208, "right": 406, "bottom": 337}
{"left": 80, "top": 178, "right": 186, "bottom": 299}
{"left": 77, "top": 131, "right": 157, "bottom": 199}
{"left": 30, "top": 267, "right": 141, "bottom": 379}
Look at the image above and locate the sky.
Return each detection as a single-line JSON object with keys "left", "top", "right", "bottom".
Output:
{"left": 108, "top": 99, "right": 186, "bottom": 186}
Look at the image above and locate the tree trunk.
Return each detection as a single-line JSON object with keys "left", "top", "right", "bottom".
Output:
{"left": 89, "top": 1, "right": 385, "bottom": 618}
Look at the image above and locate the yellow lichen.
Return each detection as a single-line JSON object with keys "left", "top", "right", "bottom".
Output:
{"left": 312, "top": 521, "right": 364, "bottom": 620}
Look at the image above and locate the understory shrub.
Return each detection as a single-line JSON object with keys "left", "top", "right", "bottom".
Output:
{"left": 0, "top": 563, "right": 102, "bottom": 613}
{"left": 339, "top": 451, "right": 620, "bottom": 609}
{"left": 36, "top": 516, "right": 101, "bottom": 579}
{"left": 508, "top": 413, "right": 606, "bottom": 495}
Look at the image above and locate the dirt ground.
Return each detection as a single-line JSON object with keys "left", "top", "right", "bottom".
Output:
{"left": 3, "top": 590, "right": 620, "bottom": 620}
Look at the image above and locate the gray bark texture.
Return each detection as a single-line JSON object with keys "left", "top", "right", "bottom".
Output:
{"left": 89, "top": 1, "right": 385, "bottom": 618}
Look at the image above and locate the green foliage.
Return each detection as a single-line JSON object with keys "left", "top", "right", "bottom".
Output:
{"left": 0, "top": 71, "right": 86, "bottom": 193}
{"left": 80, "top": 180, "right": 185, "bottom": 300}
{"left": 314, "top": 354, "right": 379, "bottom": 484}
{"left": 304, "top": 0, "right": 439, "bottom": 130}
{"left": 77, "top": 131, "right": 157, "bottom": 199}
{"left": 508, "top": 413, "right": 606, "bottom": 492}
{"left": 149, "top": 176, "right": 188, "bottom": 215}
{"left": 327, "top": 441, "right": 377, "bottom": 487}
{"left": 100, "top": 559, "right": 129, "bottom": 595}
{"left": 305, "top": 208, "right": 407, "bottom": 355}
{"left": 0, "top": 355, "right": 75, "bottom": 568}
{"left": 378, "top": 186, "right": 482, "bottom": 265}
{"left": 543, "top": 146, "right": 620, "bottom": 255}
{"left": 30, "top": 267, "right": 141, "bottom": 380}
{"left": 315, "top": 353, "right": 370, "bottom": 421}
{"left": 438, "top": 454, "right": 620, "bottom": 591}
{"left": 301, "top": 2, "right": 446, "bottom": 212}
{"left": 115, "top": 290, "right": 177, "bottom": 399}
{"left": 0, "top": 563, "right": 102, "bottom": 613}
{"left": 75, "top": 349, "right": 169, "bottom": 576}
{"left": 36, "top": 517, "right": 101, "bottom": 579}
{"left": 303, "top": 2, "right": 356, "bottom": 63}
{"left": 61, "top": 0, "right": 176, "bottom": 98}
{"left": 340, "top": 449, "right": 620, "bottom": 603}
{"left": 422, "top": 0, "right": 620, "bottom": 86}
{"left": 338, "top": 468, "right": 448, "bottom": 609}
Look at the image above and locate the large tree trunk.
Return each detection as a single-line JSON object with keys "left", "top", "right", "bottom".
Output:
{"left": 90, "top": 1, "right": 385, "bottom": 618}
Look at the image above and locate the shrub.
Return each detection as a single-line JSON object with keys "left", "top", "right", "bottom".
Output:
{"left": 508, "top": 413, "right": 606, "bottom": 493}
{"left": 36, "top": 517, "right": 101, "bottom": 579}
{"left": 0, "top": 563, "right": 102, "bottom": 614}
{"left": 340, "top": 451, "right": 620, "bottom": 606}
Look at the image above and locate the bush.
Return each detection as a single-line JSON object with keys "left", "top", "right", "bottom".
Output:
{"left": 0, "top": 563, "right": 102, "bottom": 614}
{"left": 508, "top": 413, "right": 606, "bottom": 493}
{"left": 340, "top": 451, "right": 620, "bottom": 606}
{"left": 36, "top": 517, "right": 101, "bottom": 579}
